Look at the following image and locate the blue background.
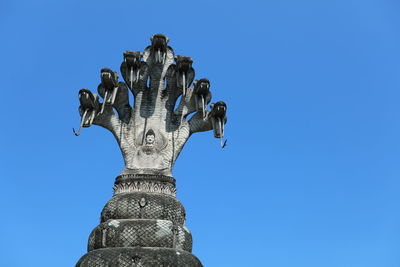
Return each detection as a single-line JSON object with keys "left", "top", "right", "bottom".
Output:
{"left": 1, "top": 0, "right": 399, "bottom": 266}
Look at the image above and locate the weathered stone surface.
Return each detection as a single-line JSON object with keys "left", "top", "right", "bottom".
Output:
{"left": 113, "top": 174, "right": 177, "bottom": 196}
{"left": 76, "top": 247, "right": 203, "bottom": 267}
{"left": 88, "top": 219, "right": 192, "bottom": 252}
{"left": 101, "top": 192, "right": 186, "bottom": 224}
{"left": 74, "top": 34, "right": 227, "bottom": 176}
{"left": 74, "top": 34, "right": 227, "bottom": 266}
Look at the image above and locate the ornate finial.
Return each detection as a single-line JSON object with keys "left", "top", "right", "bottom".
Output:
{"left": 74, "top": 34, "right": 228, "bottom": 176}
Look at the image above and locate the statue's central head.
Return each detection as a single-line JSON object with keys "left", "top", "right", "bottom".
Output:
{"left": 145, "top": 129, "right": 155, "bottom": 146}
{"left": 74, "top": 34, "right": 227, "bottom": 177}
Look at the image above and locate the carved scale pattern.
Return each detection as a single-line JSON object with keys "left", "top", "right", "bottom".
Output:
{"left": 101, "top": 192, "right": 186, "bottom": 224}
{"left": 75, "top": 174, "right": 202, "bottom": 267}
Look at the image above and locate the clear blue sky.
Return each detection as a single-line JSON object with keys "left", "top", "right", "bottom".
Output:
{"left": 1, "top": 0, "right": 399, "bottom": 266}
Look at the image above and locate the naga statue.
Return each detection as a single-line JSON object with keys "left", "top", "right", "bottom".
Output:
{"left": 73, "top": 33, "right": 227, "bottom": 176}
{"left": 74, "top": 34, "right": 227, "bottom": 267}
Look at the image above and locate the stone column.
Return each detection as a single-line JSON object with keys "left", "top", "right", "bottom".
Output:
{"left": 73, "top": 34, "right": 227, "bottom": 266}
{"left": 75, "top": 174, "right": 203, "bottom": 267}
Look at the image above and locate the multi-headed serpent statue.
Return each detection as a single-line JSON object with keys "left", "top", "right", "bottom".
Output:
{"left": 73, "top": 34, "right": 227, "bottom": 266}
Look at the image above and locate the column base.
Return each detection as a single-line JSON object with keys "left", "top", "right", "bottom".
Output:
{"left": 76, "top": 247, "right": 203, "bottom": 267}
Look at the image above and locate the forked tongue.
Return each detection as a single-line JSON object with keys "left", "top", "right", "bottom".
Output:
{"left": 100, "top": 91, "right": 108, "bottom": 114}
{"left": 201, "top": 96, "right": 205, "bottom": 118}
{"left": 182, "top": 72, "right": 186, "bottom": 96}
{"left": 130, "top": 67, "right": 133, "bottom": 88}
{"left": 73, "top": 109, "right": 88, "bottom": 136}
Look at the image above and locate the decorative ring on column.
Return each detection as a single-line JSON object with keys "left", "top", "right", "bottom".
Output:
{"left": 88, "top": 219, "right": 192, "bottom": 252}
{"left": 113, "top": 174, "right": 176, "bottom": 196}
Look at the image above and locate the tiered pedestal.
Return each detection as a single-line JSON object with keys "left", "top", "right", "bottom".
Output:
{"left": 75, "top": 174, "right": 203, "bottom": 267}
